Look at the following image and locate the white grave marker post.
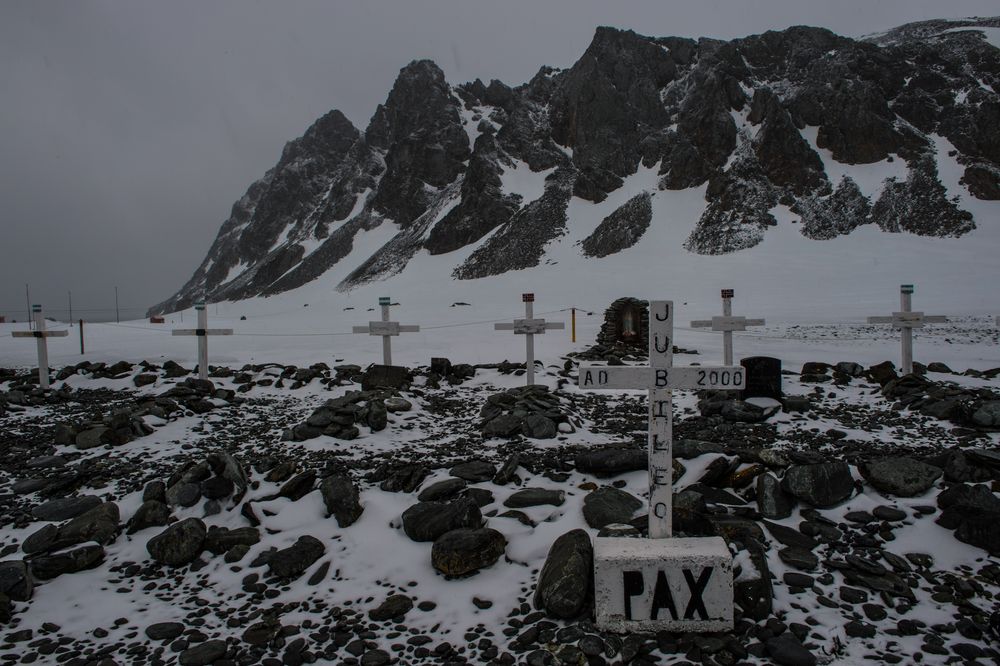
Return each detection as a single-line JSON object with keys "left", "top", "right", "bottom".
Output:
{"left": 690, "top": 289, "right": 765, "bottom": 366}
{"left": 12, "top": 304, "right": 69, "bottom": 389}
{"left": 578, "top": 301, "right": 738, "bottom": 632}
{"left": 352, "top": 297, "right": 420, "bottom": 366}
{"left": 866, "top": 284, "right": 946, "bottom": 375}
{"left": 171, "top": 302, "right": 233, "bottom": 381}
{"left": 494, "top": 293, "right": 565, "bottom": 385}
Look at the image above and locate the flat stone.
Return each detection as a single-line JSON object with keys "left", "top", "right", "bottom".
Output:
{"left": 504, "top": 488, "right": 565, "bottom": 508}
{"left": 30, "top": 544, "right": 105, "bottom": 579}
{"left": 431, "top": 528, "right": 506, "bottom": 575}
{"left": 402, "top": 498, "right": 482, "bottom": 542}
{"left": 369, "top": 594, "right": 413, "bottom": 621}
{"left": 766, "top": 632, "right": 816, "bottom": 666}
{"left": 575, "top": 448, "right": 647, "bottom": 476}
{"left": 146, "top": 622, "right": 185, "bottom": 641}
{"left": 756, "top": 473, "right": 794, "bottom": 519}
{"left": 872, "top": 506, "right": 907, "bottom": 522}
{"left": 583, "top": 487, "right": 642, "bottom": 529}
{"left": 861, "top": 457, "right": 942, "bottom": 497}
{"left": 30, "top": 496, "right": 103, "bottom": 522}
{"left": 179, "top": 639, "right": 227, "bottom": 666}
{"left": 417, "top": 478, "right": 467, "bottom": 502}
{"left": 449, "top": 460, "right": 496, "bottom": 482}
{"left": 782, "top": 462, "right": 854, "bottom": 508}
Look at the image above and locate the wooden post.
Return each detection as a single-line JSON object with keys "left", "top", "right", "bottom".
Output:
{"left": 572, "top": 308, "right": 577, "bottom": 343}
{"left": 79, "top": 319, "right": 85, "bottom": 354}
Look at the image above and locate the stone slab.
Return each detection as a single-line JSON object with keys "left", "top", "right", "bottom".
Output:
{"left": 593, "top": 536, "right": 734, "bottom": 633}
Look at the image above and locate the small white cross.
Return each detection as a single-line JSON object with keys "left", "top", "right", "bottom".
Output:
{"left": 578, "top": 301, "right": 745, "bottom": 538}
{"left": 352, "top": 297, "right": 420, "bottom": 366}
{"left": 12, "top": 304, "right": 69, "bottom": 389}
{"left": 867, "top": 284, "right": 946, "bottom": 375}
{"left": 494, "top": 293, "right": 564, "bottom": 385}
{"left": 171, "top": 302, "right": 233, "bottom": 381}
{"left": 689, "top": 289, "right": 764, "bottom": 366}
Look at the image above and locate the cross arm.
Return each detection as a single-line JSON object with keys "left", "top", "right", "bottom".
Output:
{"left": 578, "top": 365, "right": 746, "bottom": 390}
{"left": 172, "top": 329, "right": 233, "bottom": 336}
{"left": 12, "top": 330, "right": 69, "bottom": 338}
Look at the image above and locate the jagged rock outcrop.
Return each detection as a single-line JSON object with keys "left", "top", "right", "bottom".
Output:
{"left": 151, "top": 18, "right": 999, "bottom": 314}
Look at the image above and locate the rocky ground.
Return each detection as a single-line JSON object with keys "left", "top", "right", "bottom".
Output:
{"left": 1, "top": 354, "right": 999, "bottom": 666}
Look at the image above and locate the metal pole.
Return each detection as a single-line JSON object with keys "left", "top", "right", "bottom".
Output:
{"left": 33, "top": 305, "right": 50, "bottom": 389}
{"left": 901, "top": 286, "right": 913, "bottom": 375}
{"left": 79, "top": 319, "right": 85, "bottom": 354}
{"left": 68, "top": 291, "right": 73, "bottom": 326}
{"left": 380, "top": 298, "right": 391, "bottom": 366}
{"left": 197, "top": 302, "right": 208, "bottom": 381}
{"left": 115, "top": 286, "right": 120, "bottom": 323}
{"left": 571, "top": 308, "right": 576, "bottom": 343}
{"left": 25, "top": 283, "right": 31, "bottom": 331}
{"left": 525, "top": 299, "right": 535, "bottom": 385}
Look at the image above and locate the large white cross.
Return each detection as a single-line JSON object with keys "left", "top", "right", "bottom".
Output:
{"left": 578, "top": 301, "right": 745, "bottom": 538}
{"left": 352, "top": 297, "right": 420, "bottom": 366}
{"left": 12, "top": 304, "right": 69, "bottom": 389}
{"left": 867, "top": 284, "right": 946, "bottom": 375}
{"left": 494, "top": 293, "right": 564, "bottom": 385}
{"left": 690, "top": 289, "right": 764, "bottom": 366}
{"left": 171, "top": 302, "right": 233, "bottom": 381}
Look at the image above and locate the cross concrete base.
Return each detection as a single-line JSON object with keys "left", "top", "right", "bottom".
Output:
{"left": 594, "top": 536, "right": 734, "bottom": 633}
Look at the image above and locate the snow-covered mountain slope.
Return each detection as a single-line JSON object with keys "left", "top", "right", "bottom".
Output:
{"left": 147, "top": 18, "right": 1000, "bottom": 317}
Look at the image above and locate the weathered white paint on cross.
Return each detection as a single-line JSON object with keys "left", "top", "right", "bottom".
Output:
{"left": 171, "top": 302, "right": 233, "bottom": 381}
{"left": 867, "top": 284, "right": 947, "bottom": 375}
{"left": 12, "top": 304, "right": 69, "bottom": 389}
{"left": 494, "top": 293, "right": 565, "bottom": 385}
{"left": 352, "top": 297, "right": 420, "bottom": 366}
{"left": 690, "top": 289, "right": 765, "bottom": 366}
{"left": 578, "top": 300, "right": 737, "bottom": 632}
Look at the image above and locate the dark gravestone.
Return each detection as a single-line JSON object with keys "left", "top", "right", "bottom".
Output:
{"left": 741, "top": 357, "right": 782, "bottom": 400}
{"left": 361, "top": 365, "right": 410, "bottom": 391}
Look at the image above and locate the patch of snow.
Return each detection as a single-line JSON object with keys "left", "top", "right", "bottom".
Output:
{"left": 499, "top": 159, "right": 554, "bottom": 205}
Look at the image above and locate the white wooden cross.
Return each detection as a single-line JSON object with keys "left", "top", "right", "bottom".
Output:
{"left": 12, "top": 304, "right": 69, "bottom": 389}
{"left": 494, "top": 293, "right": 564, "bottom": 385}
{"left": 690, "top": 289, "right": 764, "bottom": 366}
{"left": 580, "top": 300, "right": 738, "bottom": 633}
{"left": 867, "top": 284, "right": 946, "bottom": 375}
{"left": 578, "top": 301, "right": 745, "bottom": 538}
{"left": 171, "top": 301, "right": 233, "bottom": 381}
{"left": 352, "top": 296, "right": 420, "bottom": 366}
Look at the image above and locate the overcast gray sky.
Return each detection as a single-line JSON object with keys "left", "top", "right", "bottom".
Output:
{"left": 1, "top": 0, "right": 996, "bottom": 321}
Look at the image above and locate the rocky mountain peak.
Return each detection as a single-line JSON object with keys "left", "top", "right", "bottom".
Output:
{"left": 150, "top": 17, "right": 1000, "bottom": 316}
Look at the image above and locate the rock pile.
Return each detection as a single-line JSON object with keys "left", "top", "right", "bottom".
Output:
{"left": 284, "top": 390, "right": 412, "bottom": 441}
{"left": 479, "top": 385, "right": 575, "bottom": 439}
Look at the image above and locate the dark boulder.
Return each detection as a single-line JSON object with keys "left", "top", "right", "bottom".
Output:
{"left": 860, "top": 457, "right": 942, "bottom": 497}
{"left": 533, "top": 529, "right": 593, "bottom": 619}
{"left": 431, "top": 528, "right": 506, "bottom": 575}
{"left": 401, "top": 498, "right": 482, "bottom": 542}
{"left": 582, "top": 487, "right": 642, "bottom": 529}
{"left": 268, "top": 535, "right": 325, "bottom": 579}
{"left": 146, "top": 517, "right": 207, "bottom": 567}
{"left": 320, "top": 474, "right": 364, "bottom": 527}
{"left": 782, "top": 462, "right": 854, "bottom": 508}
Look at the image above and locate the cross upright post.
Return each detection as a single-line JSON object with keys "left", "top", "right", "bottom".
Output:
{"left": 171, "top": 302, "right": 233, "bottom": 381}
{"left": 690, "top": 289, "right": 765, "bottom": 366}
{"left": 12, "top": 304, "right": 69, "bottom": 389}
{"left": 352, "top": 297, "right": 420, "bottom": 366}
{"left": 494, "top": 293, "right": 565, "bottom": 385}
{"left": 867, "top": 284, "right": 946, "bottom": 375}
